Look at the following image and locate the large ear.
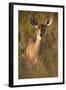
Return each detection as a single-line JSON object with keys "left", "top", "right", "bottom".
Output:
{"left": 44, "top": 16, "right": 53, "bottom": 27}
{"left": 30, "top": 15, "right": 38, "bottom": 26}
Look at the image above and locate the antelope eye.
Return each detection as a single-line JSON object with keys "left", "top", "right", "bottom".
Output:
{"left": 36, "top": 28, "right": 38, "bottom": 31}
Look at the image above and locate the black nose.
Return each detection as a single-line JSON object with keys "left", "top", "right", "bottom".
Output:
{"left": 40, "top": 33, "right": 42, "bottom": 37}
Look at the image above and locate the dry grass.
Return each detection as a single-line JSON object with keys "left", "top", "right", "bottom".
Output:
{"left": 18, "top": 11, "right": 58, "bottom": 79}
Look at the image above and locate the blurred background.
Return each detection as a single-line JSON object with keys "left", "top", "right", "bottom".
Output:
{"left": 18, "top": 11, "right": 58, "bottom": 79}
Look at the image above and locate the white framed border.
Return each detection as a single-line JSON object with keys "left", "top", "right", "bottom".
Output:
{"left": 9, "top": 3, "right": 64, "bottom": 87}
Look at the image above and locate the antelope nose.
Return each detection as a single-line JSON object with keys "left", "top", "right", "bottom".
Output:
{"left": 40, "top": 33, "right": 42, "bottom": 37}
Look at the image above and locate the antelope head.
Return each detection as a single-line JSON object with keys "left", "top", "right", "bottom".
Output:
{"left": 30, "top": 15, "right": 53, "bottom": 39}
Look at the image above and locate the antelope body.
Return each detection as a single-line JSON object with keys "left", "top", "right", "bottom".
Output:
{"left": 25, "top": 15, "right": 53, "bottom": 66}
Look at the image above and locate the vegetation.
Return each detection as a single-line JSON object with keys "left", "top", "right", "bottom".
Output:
{"left": 18, "top": 11, "right": 58, "bottom": 79}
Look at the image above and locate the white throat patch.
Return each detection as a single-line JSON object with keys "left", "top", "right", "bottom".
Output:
{"left": 37, "top": 35, "right": 41, "bottom": 40}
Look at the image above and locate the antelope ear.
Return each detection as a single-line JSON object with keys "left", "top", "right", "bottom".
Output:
{"left": 30, "top": 15, "right": 38, "bottom": 25}
{"left": 44, "top": 16, "right": 53, "bottom": 27}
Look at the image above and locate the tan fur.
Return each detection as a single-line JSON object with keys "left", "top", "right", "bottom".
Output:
{"left": 25, "top": 30, "right": 41, "bottom": 65}
{"left": 25, "top": 16, "right": 53, "bottom": 66}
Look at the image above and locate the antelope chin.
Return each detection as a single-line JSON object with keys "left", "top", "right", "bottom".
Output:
{"left": 37, "top": 35, "right": 41, "bottom": 40}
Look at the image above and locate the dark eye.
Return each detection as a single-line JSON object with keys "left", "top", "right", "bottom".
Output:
{"left": 35, "top": 27, "right": 38, "bottom": 31}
